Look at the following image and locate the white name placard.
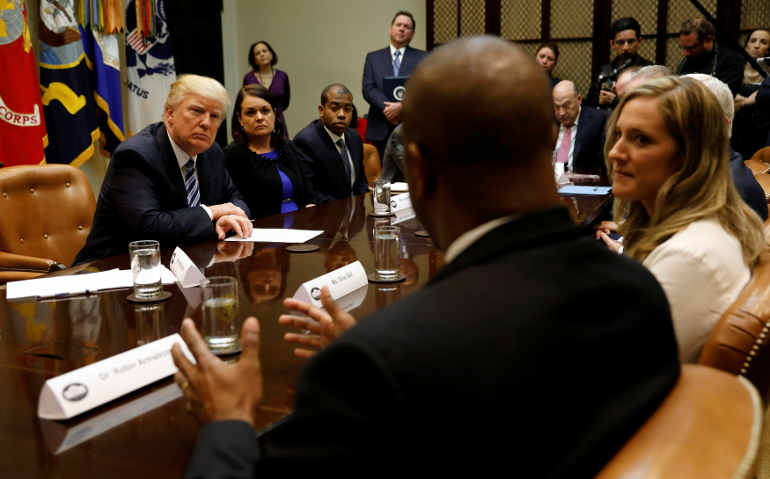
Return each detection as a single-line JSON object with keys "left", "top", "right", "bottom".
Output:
{"left": 170, "top": 247, "right": 206, "bottom": 288}
{"left": 390, "top": 193, "right": 416, "bottom": 225}
{"left": 37, "top": 334, "right": 194, "bottom": 420}
{"left": 292, "top": 261, "right": 368, "bottom": 308}
{"left": 41, "top": 382, "right": 182, "bottom": 454}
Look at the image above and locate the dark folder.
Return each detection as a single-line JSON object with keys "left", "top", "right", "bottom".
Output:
{"left": 383, "top": 76, "right": 409, "bottom": 102}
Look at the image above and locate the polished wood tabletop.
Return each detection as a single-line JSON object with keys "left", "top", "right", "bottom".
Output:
{"left": 0, "top": 192, "right": 609, "bottom": 478}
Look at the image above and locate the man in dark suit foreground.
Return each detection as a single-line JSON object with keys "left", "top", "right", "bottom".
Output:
{"left": 362, "top": 11, "right": 427, "bottom": 158}
{"left": 293, "top": 84, "right": 369, "bottom": 204}
{"left": 74, "top": 74, "right": 252, "bottom": 264}
{"left": 553, "top": 80, "right": 609, "bottom": 180}
{"left": 172, "top": 36, "right": 680, "bottom": 476}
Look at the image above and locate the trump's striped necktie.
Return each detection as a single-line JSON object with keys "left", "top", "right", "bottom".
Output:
{"left": 184, "top": 159, "right": 200, "bottom": 207}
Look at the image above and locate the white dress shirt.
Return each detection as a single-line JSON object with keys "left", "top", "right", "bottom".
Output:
{"left": 553, "top": 106, "right": 581, "bottom": 173}
{"left": 324, "top": 125, "right": 355, "bottom": 187}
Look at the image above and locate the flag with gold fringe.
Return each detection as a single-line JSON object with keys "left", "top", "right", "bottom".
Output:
{"left": 125, "top": 0, "right": 174, "bottom": 136}
{"left": 79, "top": 0, "right": 125, "bottom": 153}
{"left": 0, "top": 0, "right": 47, "bottom": 167}
{"left": 38, "top": 0, "right": 99, "bottom": 166}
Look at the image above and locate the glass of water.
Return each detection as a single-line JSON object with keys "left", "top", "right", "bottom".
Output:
{"left": 201, "top": 276, "right": 241, "bottom": 354}
{"left": 374, "top": 225, "right": 400, "bottom": 280}
{"left": 128, "top": 240, "right": 162, "bottom": 299}
{"left": 373, "top": 179, "right": 391, "bottom": 215}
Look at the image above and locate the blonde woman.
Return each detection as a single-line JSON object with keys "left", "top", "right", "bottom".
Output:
{"left": 598, "top": 76, "right": 766, "bottom": 362}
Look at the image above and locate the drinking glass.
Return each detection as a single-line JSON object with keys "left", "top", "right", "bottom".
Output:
{"left": 374, "top": 226, "right": 400, "bottom": 280}
{"left": 201, "top": 276, "right": 241, "bottom": 354}
{"left": 128, "top": 240, "right": 162, "bottom": 299}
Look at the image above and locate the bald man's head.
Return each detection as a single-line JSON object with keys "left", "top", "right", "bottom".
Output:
{"left": 402, "top": 36, "right": 553, "bottom": 170}
{"left": 552, "top": 80, "right": 582, "bottom": 127}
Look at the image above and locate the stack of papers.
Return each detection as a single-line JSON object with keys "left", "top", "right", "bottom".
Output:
{"left": 6, "top": 267, "right": 177, "bottom": 301}
{"left": 225, "top": 228, "right": 323, "bottom": 243}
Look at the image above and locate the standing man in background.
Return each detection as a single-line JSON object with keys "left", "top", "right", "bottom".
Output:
{"left": 362, "top": 11, "right": 427, "bottom": 159}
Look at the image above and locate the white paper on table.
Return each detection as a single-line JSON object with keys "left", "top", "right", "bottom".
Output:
{"left": 292, "top": 261, "right": 368, "bottom": 309}
{"left": 37, "top": 333, "right": 194, "bottom": 420}
{"left": 225, "top": 228, "right": 323, "bottom": 243}
{"left": 6, "top": 266, "right": 177, "bottom": 301}
{"left": 390, "top": 181, "right": 408, "bottom": 193}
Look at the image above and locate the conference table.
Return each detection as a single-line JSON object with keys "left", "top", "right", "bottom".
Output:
{"left": 0, "top": 191, "right": 609, "bottom": 478}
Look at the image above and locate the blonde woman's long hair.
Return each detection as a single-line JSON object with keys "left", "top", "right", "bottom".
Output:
{"left": 605, "top": 76, "right": 766, "bottom": 266}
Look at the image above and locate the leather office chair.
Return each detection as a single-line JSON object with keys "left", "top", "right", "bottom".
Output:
{"left": 0, "top": 165, "right": 95, "bottom": 282}
{"left": 597, "top": 364, "right": 762, "bottom": 479}
{"left": 362, "top": 143, "right": 381, "bottom": 188}
{"left": 699, "top": 251, "right": 770, "bottom": 400}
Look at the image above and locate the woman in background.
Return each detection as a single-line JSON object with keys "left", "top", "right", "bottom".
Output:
{"left": 732, "top": 28, "right": 770, "bottom": 159}
{"left": 243, "top": 41, "right": 291, "bottom": 136}
{"left": 535, "top": 43, "right": 560, "bottom": 87}
{"left": 225, "top": 84, "right": 314, "bottom": 219}
{"left": 598, "top": 76, "right": 765, "bottom": 362}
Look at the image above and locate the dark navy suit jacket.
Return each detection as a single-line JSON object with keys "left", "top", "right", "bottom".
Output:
{"left": 362, "top": 45, "right": 427, "bottom": 142}
{"left": 293, "top": 120, "right": 369, "bottom": 204}
{"left": 74, "top": 122, "right": 249, "bottom": 264}
{"left": 730, "top": 149, "right": 768, "bottom": 220}
{"left": 571, "top": 106, "right": 609, "bottom": 179}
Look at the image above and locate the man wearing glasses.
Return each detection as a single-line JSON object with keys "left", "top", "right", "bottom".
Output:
{"left": 676, "top": 18, "right": 745, "bottom": 96}
{"left": 585, "top": 17, "right": 652, "bottom": 110}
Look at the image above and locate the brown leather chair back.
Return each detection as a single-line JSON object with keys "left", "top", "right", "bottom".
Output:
{"left": 597, "top": 365, "right": 761, "bottom": 479}
{"left": 362, "top": 144, "right": 381, "bottom": 188}
{"left": 699, "top": 250, "right": 770, "bottom": 399}
{"left": 0, "top": 165, "right": 95, "bottom": 268}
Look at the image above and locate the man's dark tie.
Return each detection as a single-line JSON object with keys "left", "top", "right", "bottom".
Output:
{"left": 393, "top": 50, "right": 401, "bottom": 76}
{"left": 336, "top": 139, "right": 353, "bottom": 188}
{"left": 184, "top": 158, "right": 201, "bottom": 207}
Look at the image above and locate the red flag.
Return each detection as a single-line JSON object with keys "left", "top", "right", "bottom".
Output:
{"left": 0, "top": 0, "right": 47, "bottom": 167}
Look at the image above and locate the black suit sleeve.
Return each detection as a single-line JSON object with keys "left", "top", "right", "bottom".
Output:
{"left": 109, "top": 150, "right": 217, "bottom": 243}
{"left": 363, "top": 51, "right": 387, "bottom": 112}
{"left": 185, "top": 421, "right": 260, "bottom": 479}
{"left": 350, "top": 134, "right": 370, "bottom": 196}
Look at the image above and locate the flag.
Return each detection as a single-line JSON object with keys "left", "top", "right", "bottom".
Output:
{"left": 125, "top": 0, "right": 175, "bottom": 136}
{"left": 82, "top": 27, "right": 125, "bottom": 153}
{"left": 38, "top": 0, "right": 99, "bottom": 166}
{"left": 0, "top": 0, "right": 47, "bottom": 167}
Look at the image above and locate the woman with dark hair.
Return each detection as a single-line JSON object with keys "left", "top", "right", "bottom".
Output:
{"left": 732, "top": 28, "right": 770, "bottom": 158}
{"left": 243, "top": 41, "right": 291, "bottom": 136}
{"left": 225, "top": 84, "right": 314, "bottom": 219}
{"left": 535, "top": 42, "right": 560, "bottom": 87}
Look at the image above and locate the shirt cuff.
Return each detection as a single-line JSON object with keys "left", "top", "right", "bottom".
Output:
{"left": 618, "top": 245, "right": 624, "bottom": 255}
{"left": 201, "top": 204, "right": 213, "bottom": 220}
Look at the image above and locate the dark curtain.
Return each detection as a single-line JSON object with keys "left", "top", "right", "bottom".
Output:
{"left": 164, "top": 0, "right": 229, "bottom": 148}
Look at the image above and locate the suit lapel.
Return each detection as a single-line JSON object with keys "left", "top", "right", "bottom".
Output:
{"left": 572, "top": 109, "right": 587, "bottom": 166}
{"left": 315, "top": 121, "right": 349, "bottom": 194}
{"left": 155, "top": 124, "right": 188, "bottom": 202}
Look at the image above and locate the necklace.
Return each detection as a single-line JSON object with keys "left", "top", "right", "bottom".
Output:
{"left": 257, "top": 68, "right": 274, "bottom": 89}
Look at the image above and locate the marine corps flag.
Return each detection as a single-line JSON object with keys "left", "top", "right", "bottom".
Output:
{"left": 0, "top": 0, "right": 47, "bottom": 166}
{"left": 39, "top": 0, "right": 99, "bottom": 166}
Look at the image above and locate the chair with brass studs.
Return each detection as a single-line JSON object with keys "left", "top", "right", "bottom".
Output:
{"left": 0, "top": 164, "right": 96, "bottom": 283}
